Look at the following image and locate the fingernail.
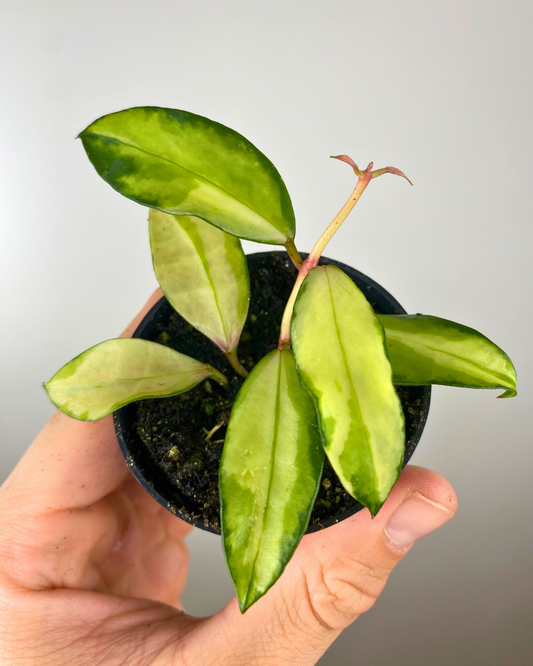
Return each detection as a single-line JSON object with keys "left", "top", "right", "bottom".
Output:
{"left": 385, "top": 491, "right": 455, "bottom": 550}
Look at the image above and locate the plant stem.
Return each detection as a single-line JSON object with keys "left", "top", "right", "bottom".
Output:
{"left": 277, "top": 269, "right": 309, "bottom": 349}
{"left": 209, "top": 366, "right": 230, "bottom": 386}
{"left": 277, "top": 158, "right": 412, "bottom": 349}
{"left": 306, "top": 171, "right": 373, "bottom": 269}
{"left": 224, "top": 347, "right": 249, "bottom": 378}
{"left": 285, "top": 238, "right": 303, "bottom": 268}
{"left": 205, "top": 422, "right": 223, "bottom": 441}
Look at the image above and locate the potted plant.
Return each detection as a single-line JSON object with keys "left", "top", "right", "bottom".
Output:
{"left": 44, "top": 106, "right": 516, "bottom": 613}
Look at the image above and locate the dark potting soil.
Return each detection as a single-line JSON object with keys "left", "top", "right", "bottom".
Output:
{"left": 135, "top": 253, "right": 426, "bottom": 532}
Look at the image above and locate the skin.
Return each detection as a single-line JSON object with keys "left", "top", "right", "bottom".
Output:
{"left": 0, "top": 289, "right": 458, "bottom": 666}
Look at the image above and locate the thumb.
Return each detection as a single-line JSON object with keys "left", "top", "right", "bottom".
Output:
{"left": 185, "top": 465, "right": 457, "bottom": 666}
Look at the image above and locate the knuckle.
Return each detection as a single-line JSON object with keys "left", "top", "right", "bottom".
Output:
{"left": 296, "top": 554, "right": 392, "bottom": 632}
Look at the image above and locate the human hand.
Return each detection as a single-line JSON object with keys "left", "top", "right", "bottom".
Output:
{"left": 0, "top": 290, "right": 457, "bottom": 666}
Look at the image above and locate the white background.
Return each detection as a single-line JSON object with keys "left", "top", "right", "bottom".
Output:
{"left": 1, "top": 1, "right": 532, "bottom": 664}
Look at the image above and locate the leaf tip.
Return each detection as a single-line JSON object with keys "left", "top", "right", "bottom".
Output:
{"left": 238, "top": 597, "right": 250, "bottom": 614}
{"left": 43, "top": 379, "right": 54, "bottom": 398}
{"left": 361, "top": 495, "right": 386, "bottom": 519}
{"left": 497, "top": 388, "right": 517, "bottom": 399}
{"left": 238, "top": 588, "right": 260, "bottom": 614}
{"left": 330, "top": 154, "right": 366, "bottom": 177}
{"left": 368, "top": 503, "right": 384, "bottom": 519}
{"left": 371, "top": 166, "right": 413, "bottom": 186}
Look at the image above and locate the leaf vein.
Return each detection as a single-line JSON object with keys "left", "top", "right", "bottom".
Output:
{"left": 84, "top": 131, "right": 273, "bottom": 228}
{"left": 245, "top": 351, "right": 283, "bottom": 606}
{"left": 387, "top": 332, "right": 510, "bottom": 384}
{"left": 51, "top": 370, "right": 203, "bottom": 389}
{"left": 182, "top": 221, "right": 229, "bottom": 347}
{"left": 325, "top": 270, "right": 377, "bottom": 499}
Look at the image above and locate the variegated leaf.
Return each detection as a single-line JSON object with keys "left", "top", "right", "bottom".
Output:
{"left": 79, "top": 107, "right": 295, "bottom": 244}
{"left": 291, "top": 266, "right": 405, "bottom": 516}
{"left": 220, "top": 349, "right": 323, "bottom": 612}
{"left": 378, "top": 314, "right": 517, "bottom": 398}
{"left": 149, "top": 209, "right": 249, "bottom": 353}
{"left": 44, "top": 338, "right": 227, "bottom": 421}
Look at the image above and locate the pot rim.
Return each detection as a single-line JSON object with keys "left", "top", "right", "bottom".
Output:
{"left": 114, "top": 251, "right": 431, "bottom": 535}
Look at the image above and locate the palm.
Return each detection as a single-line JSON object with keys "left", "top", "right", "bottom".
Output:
{"left": 97, "top": 473, "right": 192, "bottom": 605}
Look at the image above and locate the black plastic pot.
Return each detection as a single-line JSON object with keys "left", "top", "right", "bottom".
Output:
{"left": 114, "top": 252, "right": 431, "bottom": 535}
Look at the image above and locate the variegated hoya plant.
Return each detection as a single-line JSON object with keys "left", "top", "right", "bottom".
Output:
{"left": 45, "top": 107, "right": 516, "bottom": 612}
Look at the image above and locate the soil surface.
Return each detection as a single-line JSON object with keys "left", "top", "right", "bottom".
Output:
{"left": 135, "top": 253, "right": 426, "bottom": 531}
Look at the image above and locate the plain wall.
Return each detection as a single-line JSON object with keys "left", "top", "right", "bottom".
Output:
{"left": 1, "top": 1, "right": 531, "bottom": 664}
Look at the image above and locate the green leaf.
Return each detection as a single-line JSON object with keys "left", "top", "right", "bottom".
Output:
{"left": 79, "top": 106, "right": 295, "bottom": 244}
{"left": 44, "top": 339, "right": 227, "bottom": 421}
{"left": 291, "top": 266, "right": 405, "bottom": 516}
{"left": 149, "top": 209, "right": 249, "bottom": 353}
{"left": 220, "top": 349, "right": 324, "bottom": 612}
{"left": 378, "top": 314, "right": 517, "bottom": 398}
